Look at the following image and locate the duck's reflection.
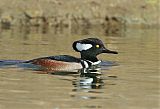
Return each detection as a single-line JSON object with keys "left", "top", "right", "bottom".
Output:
{"left": 71, "top": 68, "right": 105, "bottom": 100}
{"left": 73, "top": 68, "right": 104, "bottom": 90}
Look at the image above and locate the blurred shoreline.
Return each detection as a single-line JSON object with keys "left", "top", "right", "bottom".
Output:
{"left": 0, "top": 0, "right": 159, "bottom": 30}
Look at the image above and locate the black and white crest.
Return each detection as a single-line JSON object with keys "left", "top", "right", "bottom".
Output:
{"left": 72, "top": 38, "right": 102, "bottom": 52}
{"left": 72, "top": 38, "right": 118, "bottom": 63}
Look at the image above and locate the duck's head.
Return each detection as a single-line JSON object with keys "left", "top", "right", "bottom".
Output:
{"left": 72, "top": 38, "right": 118, "bottom": 62}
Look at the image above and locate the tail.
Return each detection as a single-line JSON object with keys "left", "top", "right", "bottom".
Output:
{"left": 0, "top": 60, "right": 25, "bottom": 67}
{"left": 0, "top": 60, "right": 42, "bottom": 71}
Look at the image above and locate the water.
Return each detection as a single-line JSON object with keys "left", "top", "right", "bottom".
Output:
{"left": 0, "top": 27, "right": 159, "bottom": 109}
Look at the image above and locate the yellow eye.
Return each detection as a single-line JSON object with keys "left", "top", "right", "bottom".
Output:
{"left": 96, "top": 44, "right": 100, "bottom": 48}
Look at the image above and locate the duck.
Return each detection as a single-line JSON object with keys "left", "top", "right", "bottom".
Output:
{"left": 25, "top": 38, "right": 118, "bottom": 72}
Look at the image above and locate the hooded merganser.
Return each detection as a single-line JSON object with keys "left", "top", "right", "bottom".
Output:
{"left": 25, "top": 38, "right": 118, "bottom": 72}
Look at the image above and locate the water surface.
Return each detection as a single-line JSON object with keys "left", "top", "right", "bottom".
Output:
{"left": 0, "top": 27, "right": 159, "bottom": 109}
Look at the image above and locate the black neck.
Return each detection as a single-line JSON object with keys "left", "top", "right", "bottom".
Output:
{"left": 80, "top": 53, "right": 98, "bottom": 62}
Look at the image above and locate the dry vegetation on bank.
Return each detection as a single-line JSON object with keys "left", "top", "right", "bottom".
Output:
{"left": 0, "top": 0, "right": 159, "bottom": 30}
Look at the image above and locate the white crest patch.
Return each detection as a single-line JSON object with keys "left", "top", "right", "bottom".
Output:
{"left": 76, "top": 43, "right": 92, "bottom": 51}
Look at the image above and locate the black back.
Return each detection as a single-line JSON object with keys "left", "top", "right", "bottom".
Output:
{"left": 26, "top": 55, "right": 81, "bottom": 63}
